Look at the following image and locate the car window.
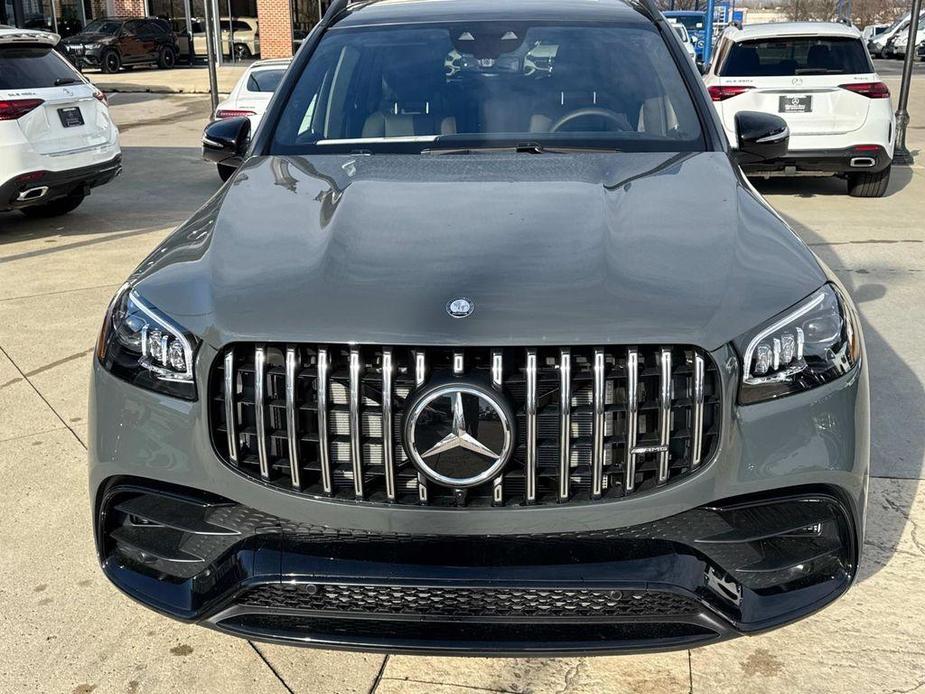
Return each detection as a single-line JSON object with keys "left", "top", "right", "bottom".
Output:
{"left": 0, "top": 45, "right": 82, "bottom": 89}
{"left": 146, "top": 21, "right": 168, "bottom": 35}
{"left": 227, "top": 20, "right": 253, "bottom": 32}
{"left": 122, "top": 20, "right": 143, "bottom": 35}
{"left": 272, "top": 22, "right": 704, "bottom": 154}
{"left": 721, "top": 37, "right": 873, "bottom": 76}
{"left": 246, "top": 68, "right": 285, "bottom": 92}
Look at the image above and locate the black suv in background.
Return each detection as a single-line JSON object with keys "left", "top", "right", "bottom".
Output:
{"left": 61, "top": 17, "right": 179, "bottom": 72}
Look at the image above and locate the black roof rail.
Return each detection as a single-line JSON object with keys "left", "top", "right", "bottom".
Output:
{"left": 631, "top": 0, "right": 663, "bottom": 22}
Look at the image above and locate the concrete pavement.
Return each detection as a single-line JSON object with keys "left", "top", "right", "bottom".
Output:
{"left": 0, "top": 85, "right": 924, "bottom": 693}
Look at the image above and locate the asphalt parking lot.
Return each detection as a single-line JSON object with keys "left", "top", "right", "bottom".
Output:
{"left": 1, "top": 78, "right": 924, "bottom": 693}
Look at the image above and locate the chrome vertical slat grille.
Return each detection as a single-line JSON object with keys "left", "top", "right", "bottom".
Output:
{"left": 524, "top": 349, "right": 538, "bottom": 504}
{"left": 381, "top": 348, "right": 396, "bottom": 501}
{"left": 691, "top": 353, "right": 705, "bottom": 469}
{"left": 254, "top": 345, "right": 270, "bottom": 479}
{"left": 625, "top": 347, "right": 639, "bottom": 493}
{"left": 212, "top": 344, "right": 722, "bottom": 508}
{"left": 285, "top": 346, "right": 301, "bottom": 489}
{"left": 317, "top": 348, "right": 333, "bottom": 494}
{"left": 591, "top": 349, "right": 606, "bottom": 499}
{"left": 657, "top": 348, "right": 673, "bottom": 485}
{"left": 558, "top": 349, "right": 571, "bottom": 502}
{"left": 415, "top": 350, "right": 428, "bottom": 504}
{"left": 491, "top": 350, "right": 504, "bottom": 505}
{"left": 223, "top": 348, "right": 238, "bottom": 464}
{"left": 349, "top": 348, "right": 364, "bottom": 498}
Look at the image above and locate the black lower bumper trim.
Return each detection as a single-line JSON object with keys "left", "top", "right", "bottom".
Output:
{"left": 95, "top": 478, "right": 858, "bottom": 654}
{"left": 742, "top": 146, "right": 891, "bottom": 175}
{"left": 1, "top": 155, "right": 122, "bottom": 210}
{"left": 212, "top": 612, "right": 725, "bottom": 656}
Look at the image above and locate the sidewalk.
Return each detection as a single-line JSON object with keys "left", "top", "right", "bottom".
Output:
{"left": 87, "top": 64, "right": 249, "bottom": 95}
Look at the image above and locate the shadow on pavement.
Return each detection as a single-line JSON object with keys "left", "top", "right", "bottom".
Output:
{"left": 780, "top": 210, "right": 924, "bottom": 584}
{"left": 0, "top": 145, "right": 221, "bottom": 249}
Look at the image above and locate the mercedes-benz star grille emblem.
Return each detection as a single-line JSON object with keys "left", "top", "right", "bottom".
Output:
{"left": 404, "top": 381, "right": 514, "bottom": 488}
{"left": 446, "top": 297, "right": 474, "bottom": 318}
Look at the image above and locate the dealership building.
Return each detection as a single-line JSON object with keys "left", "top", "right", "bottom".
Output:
{"left": 0, "top": 0, "right": 329, "bottom": 58}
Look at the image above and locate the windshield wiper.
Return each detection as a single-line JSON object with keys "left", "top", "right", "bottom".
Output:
{"left": 794, "top": 68, "right": 843, "bottom": 75}
{"left": 55, "top": 77, "right": 80, "bottom": 86}
{"left": 421, "top": 143, "right": 621, "bottom": 155}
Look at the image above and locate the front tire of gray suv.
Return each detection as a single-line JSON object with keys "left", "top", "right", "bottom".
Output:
{"left": 847, "top": 167, "right": 891, "bottom": 197}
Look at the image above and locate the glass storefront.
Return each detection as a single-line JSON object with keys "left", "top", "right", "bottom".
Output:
{"left": 1, "top": 0, "right": 87, "bottom": 36}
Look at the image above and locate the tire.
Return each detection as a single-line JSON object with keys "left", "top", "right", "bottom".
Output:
{"left": 100, "top": 49, "right": 121, "bottom": 74}
{"left": 847, "top": 167, "right": 891, "bottom": 198}
{"left": 233, "top": 43, "right": 251, "bottom": 60}
{"left": 217, "top": 164, "right": 236, "bottom": 182}
{"left": 158, "top": 46, "right": 177, "bottom": 69}
{"left": 19, "top": 192, "right": 86, "bottom": 218}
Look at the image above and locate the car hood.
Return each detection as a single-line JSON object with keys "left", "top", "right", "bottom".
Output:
{"left": 63, "top": 32, "right": 114, "bottom": 44}
{"left": 132, "top": 152, "right": 825, "bottom": 350}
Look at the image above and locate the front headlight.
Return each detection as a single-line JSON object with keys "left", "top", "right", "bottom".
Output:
{"left": 96, "top": 284, "right": 199, "bottom": 400}
{"left": 735, "top": 284, "right": 860, "bottom": 404}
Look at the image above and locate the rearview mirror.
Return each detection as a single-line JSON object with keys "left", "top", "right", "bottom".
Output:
{"left": 734, "top": 111, "right": 789, "bottom": 165}
{"left": 202, "top": 116, "right": 251, "bottom": 168}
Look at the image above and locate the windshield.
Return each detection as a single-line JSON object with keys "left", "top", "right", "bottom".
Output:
{"left": 669, "top": 15, "right": 704, "bottom": 32}
{"left": 721, "top": 37, "right": 873, "bottom": 77}
{"left": 272, "top": 21, "right": 704, "bottom": 154}
{"left": 247, "top": 68, "right": 285, "bottom": 92}
{"left": 83, "top": 19, "right": 123, "bottom": 34}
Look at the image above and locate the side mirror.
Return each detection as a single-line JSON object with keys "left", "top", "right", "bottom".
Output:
{"left": 734, "top": 111, "right": 789, "bottom": 165}
{"left": 202, "top": 116, "right": 251, "bottom": 167}
{"left": 698, "top": 61, "right": 710, "bottom": 75}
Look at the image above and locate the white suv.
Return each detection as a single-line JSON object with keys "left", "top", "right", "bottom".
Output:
{"left": 1, "top": 27, "right": 121, "bottom": 217}
{"left": 704, "top": 22, "right": 894, "bottom": 197}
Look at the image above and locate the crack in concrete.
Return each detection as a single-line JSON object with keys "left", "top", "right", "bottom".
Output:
{"left": 369, "top": 655, "right": 389, "bottom": 694}
{"left": 0, "top": 344, "right": 85, "bottom": 451}
{"left": 247, "top": 642, "right": 295, "bottom": 694}
{"left": 883, "top": 495, "right": 925, "bottom": 555}
{"left": 380, "top": 679, "right": 518, "bottom": 694}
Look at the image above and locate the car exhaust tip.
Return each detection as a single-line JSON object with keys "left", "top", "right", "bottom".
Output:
{"left": 849, "top": 157, "right": 876, "bottom": 168}
{"left": 16, "top": 186, "right": 49, "bottom": 202}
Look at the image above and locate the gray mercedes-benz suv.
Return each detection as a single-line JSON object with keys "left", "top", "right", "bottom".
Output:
{"left": 90, "top": 0, "right": 868, "bottom": 654}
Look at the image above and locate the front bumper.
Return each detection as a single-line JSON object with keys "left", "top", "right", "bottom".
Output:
{"left": 96, "top": 479, "right": 857, "bottom": 654}
{"left": 741, "top": 145, "right": 892, "bottom": 176}
{"left": 0, "top": 155, "right": 122, "bottom": 210}
{"left": 62, "top": 45, "right": 104, "bottom": 68}
{"left": 89, "top": 342, "right": 869, "bottom": 653}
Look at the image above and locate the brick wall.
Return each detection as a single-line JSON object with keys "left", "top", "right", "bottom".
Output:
{"left": 108, "top": 0, "right": 146, "bottom": 15}
{"left": 256, "top": 0, "right": 293, "bottom": 58}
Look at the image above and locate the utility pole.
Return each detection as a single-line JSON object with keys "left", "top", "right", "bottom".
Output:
{"left": 894, "top": 2, "right": 922, "bottom": 164}
{"left": 203, "top": 0, "right": 220, "bottom": 113}
{"left": 703, "top": 0, "right": 716, "bottom": 64}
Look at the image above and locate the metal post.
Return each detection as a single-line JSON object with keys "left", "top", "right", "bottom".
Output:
{"left": 894, "top": 2, "right": 923, "bottom": 164}
{"left": 703, "top": 0, "right": 716, "bottom": 64}
{"left": 203, "top": 0, "right": 220, "bottom": 113}
{"left": 226, "top": 0, "right": 234, "bottom": 62}
{"left": 48, "top": 0, "right": 59, "bottom": 35}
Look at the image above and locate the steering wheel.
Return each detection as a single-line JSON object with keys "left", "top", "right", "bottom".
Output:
{"left": 550, "top": 107, "right": 628, "bottom": 133}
